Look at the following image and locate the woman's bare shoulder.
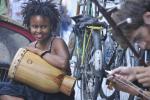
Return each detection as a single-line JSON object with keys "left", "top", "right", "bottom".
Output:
{"left": 52, "top": 36, "right": 68, "bottom": 50}
{"left": 53, "top": 36, "right": 65, "bottom": 44}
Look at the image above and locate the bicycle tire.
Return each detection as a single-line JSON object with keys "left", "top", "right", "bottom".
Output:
{"left": 98, "top": 35, "right": 120, "bottom": 100}
{"left": 88, "top": 30, "right": 118, "bottom": 100}
{"left": 80, "top": 29, "right": 102, "bottom": 100}
{"left": 99, "top": 78, "right": 119, "bottom": 99}
{"left": 99, "top": 48, "right": 136, "bottom": 100}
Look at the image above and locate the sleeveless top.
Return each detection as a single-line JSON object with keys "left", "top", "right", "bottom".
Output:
{"left": 34, "top": 37, "right": 55, "bottom": 53}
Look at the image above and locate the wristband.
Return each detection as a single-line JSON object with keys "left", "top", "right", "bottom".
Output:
{"left": 40, "top": 51, "right": 50, "bottom": 58}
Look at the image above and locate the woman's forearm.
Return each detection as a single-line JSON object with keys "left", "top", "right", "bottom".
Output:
{"left": 41, "top": 52, "right": 69, "bottom": 70}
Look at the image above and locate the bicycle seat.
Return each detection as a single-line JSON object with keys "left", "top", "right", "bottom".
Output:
{"left": 72, "top": 15, "right": 90, "bottom": 23}
{"left": 72, "top": 15, "right": 108, "bottom": 29}
{"left": 72, "top": 15, "right": 95, "bottom": 23}
{"left": 79, "top": 21, "right": 108, "bottom": 29}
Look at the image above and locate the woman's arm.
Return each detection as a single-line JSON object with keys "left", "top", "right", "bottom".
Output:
{"left": 27, "top": 38, "right": 70, "bottom": 71}
{"left": 41, "top": 38, "right": 70, "bottom": 70}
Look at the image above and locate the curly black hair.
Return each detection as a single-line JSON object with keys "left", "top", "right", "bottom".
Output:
{"left": 22, "top": 0, "right": 60, "bottom": 32}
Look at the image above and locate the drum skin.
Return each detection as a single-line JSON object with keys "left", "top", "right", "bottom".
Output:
{"left": 8, "top": 48, "right": 76, "bottom": 96}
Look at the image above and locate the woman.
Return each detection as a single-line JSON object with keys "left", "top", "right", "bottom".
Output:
{"left": 0, "top": 0, "right": 74, "bottom": 100}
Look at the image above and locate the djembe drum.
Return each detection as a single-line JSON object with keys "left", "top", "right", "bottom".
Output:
{"left": 8, "top": 48, "right": 76, "bottom": 96}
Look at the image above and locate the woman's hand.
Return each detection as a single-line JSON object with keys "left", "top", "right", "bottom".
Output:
{"left": 26, "top": 46, "right": 43, "bottom": 56}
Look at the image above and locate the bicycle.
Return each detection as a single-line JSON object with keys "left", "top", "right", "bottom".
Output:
{"left": 72, "top": 0, "right": 124, "bottom": 100}
{"left": 72, "top": 14, "right": 108, "bottom": 100}
{"left": 72, "top": 0, "right": 148, "bottom": 100}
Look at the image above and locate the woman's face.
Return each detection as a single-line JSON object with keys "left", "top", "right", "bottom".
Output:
{"left": 29, "top": 15, "right": 51, "bottom": 41}
{"left": 130, "top": 25, "right": 150, "bottom": 49}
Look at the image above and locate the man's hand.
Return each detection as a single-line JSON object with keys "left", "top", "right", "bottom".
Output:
{"left": 107, "top": 67, "right": 137, "bottom": 95}
{"left": 107, "top": 67, "right": 150, "bottom": 96}
{"left": 108, "top": 78, "right": 139, "bottom": 96}
{"left": 136, "top": 67, "right": 150, "bottom": 87}
{"left": 109, "top": 67, "right": 136, "bottom": 82}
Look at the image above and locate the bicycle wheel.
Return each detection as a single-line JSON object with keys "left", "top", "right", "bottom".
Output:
{"left": 80, "top": 29, "right": 102, "bottom": 100}
{"left": 99, "top": 78, "right": 119, "bottom": 100}
{"left": 96, "top": 33, "right": 119, "bottom": 100}
{"left": 99, "top": 47, "right": 137, "bottom": 100}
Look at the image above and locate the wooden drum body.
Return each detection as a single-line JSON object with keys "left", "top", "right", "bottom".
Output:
{"left": 8, "top": 48, "right": 76, "bottom": 96}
